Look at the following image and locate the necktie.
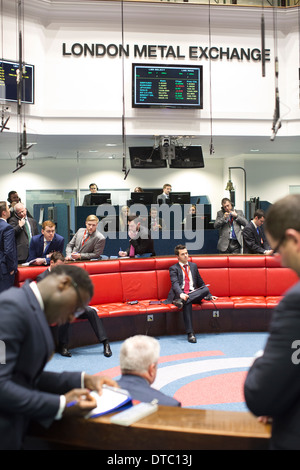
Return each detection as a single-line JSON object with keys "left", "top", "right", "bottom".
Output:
{"left": 43, "top": 240, "right": 50, "bottom": 254}
{"left": 81, "top": 230, "right": 90, "bottom": 246}
{"left": 24, "top": 220, "right": 31, "bottom": 242}
{"left": 129, "top": 244, "right": 135, "bottom": 257}
{"left": 183, "top": 265, "right": 190, "bottom": 294}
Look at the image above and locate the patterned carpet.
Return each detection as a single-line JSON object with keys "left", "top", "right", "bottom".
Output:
{"left": 45, "top": 332, "right": 268, "bottom": 412}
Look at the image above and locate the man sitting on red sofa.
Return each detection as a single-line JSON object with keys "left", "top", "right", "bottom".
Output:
{"left": 164, "top": 244, "right": 217, "bottom": 343}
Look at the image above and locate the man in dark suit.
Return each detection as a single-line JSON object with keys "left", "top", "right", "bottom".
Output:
{"left": 0, "top": 201, "right": 18, "bottom": 293}
{"left": 27, "top": 220, "right": 64, "bottom": 265}
{"left": 244, "top": 194, "right": 300, "bottom": 450}
{"left": 8, "top": 202, "right": 39, "bottom": 263}
{"left": 243, "top": 209, "right": 273, "bottom": 255}
{"left": 164, "top": 244, "right": 217, "bottom": 343}
{"left": 0, "top": 263, "right": 117, "bottom": 450}
{"left": 82, "top": 183, "right": 99, "bottom": 206}
{"left": 117, "top": 335, "right": 181, "bottom": 407}
{"left": 119, "top": 216, "right": 155, "bottom": 258}
{"left": 36, "top": 251, "right": 112, "bottom": 358}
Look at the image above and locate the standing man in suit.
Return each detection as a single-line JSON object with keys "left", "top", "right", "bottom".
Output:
{"left": 214, "top": 197, "right": 248, "bottom": 253}
{"left": 37, "top": 251, "right": 112, "bottom": 358}
{"left": 82, "top": 183, "right": 99, "bottom": 206}
{"left": 243, "top": 209, "right": 273, "bottom": 255}
{"left": 66, "top": 214, "right": 105, "bottom": 260}
{"left": 0, "top": 201, "right": 18, "bottom": 293}
{"left": 164, "top": 244, "right": 217, "bottom": 343}
{"left": 244, "top": 194, "right": 300, "bottom": 450}
{"left": 157, "top": 183, "right": 172, "bottom": 204}
{"left": 117, "top": 335, "right": 181, "bottom": 407}
{"left": 27, "top": 220, "right": 64, "bottom": 265}
{"left": 8, "top": 202, "right": 39, "bottom": 263}
{"left": 0, "top": 263, "right": 117, "bottom": 450}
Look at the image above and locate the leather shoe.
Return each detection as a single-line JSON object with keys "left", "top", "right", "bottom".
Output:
{"left": 57, "top": 345, "right": 72, "bottom": 357}
{"left": 188, "top": 333, "right": 197, "bottom": 343}
{"left": 103, "top": 342, "right": 112, "bottom": 357}
{"left": 173, "top": 299, "right": 183, "bottom": 309}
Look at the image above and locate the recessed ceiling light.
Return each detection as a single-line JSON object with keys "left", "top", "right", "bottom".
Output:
{"left": 250, "top": 149, "right": 260, "bottom": 152}
{"left": 89, "top": 150, "right": 98, "bottom": 153}
{"left": 106, "top": 143, "right": 117, "bottom": 147}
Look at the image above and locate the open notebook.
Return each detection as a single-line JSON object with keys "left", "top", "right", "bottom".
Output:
{"left": 85, "top": 385, "right": 132, "bottom": 419}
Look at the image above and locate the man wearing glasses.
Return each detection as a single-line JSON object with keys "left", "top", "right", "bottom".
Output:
{"left": 244, "top": 194, "right": 300, "bottom": 450}
{"left": 0, "top": 263, "right": 116, "bottom": 450}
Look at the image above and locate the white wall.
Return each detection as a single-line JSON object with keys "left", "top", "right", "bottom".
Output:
{"left": 1, "top": 2, "right": 299, "bottom": 218}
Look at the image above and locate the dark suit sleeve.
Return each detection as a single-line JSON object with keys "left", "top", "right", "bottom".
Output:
{"left": 27, "top": 237, "right": 40, "bottom": 262}
{"left": 3, "top": 225, "right": 17, "bottom": 273}
{"left": 169, "top": 265, "right": 184, "bottom": 298}
{"left": 244, "top": 288, "right": 300, "bottom": 417}
{"left": 243, "top": 225, "right": 265, "bottom": 254}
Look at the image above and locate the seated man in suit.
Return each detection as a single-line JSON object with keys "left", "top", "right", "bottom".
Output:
{"left": 117, "top": 335, "right": 181, "bottom": 407}
{"left": 157, "top": 183, "right": 172, "bottom": 204}
{"left": 36, "top": 252, "right": 112, "bottom": 358}
{"left": 0, "top": 262, "right": 117, "bottom": 450}
{"left": 65, "top": 214, "right": 105, "bottom": 260}
{"left": 118, "top": 216, "right": 155, "bottom": 258}
{"left": 27, "top": 220, "right": 64, "bottom": 265}
{"left": 164, "top": 244, "right": 217, "bottom": 343}
{"left": 0, "top": 201, "right": 18, "bottom": 293}
{"left": 82, "top": 183, "right": 99, "bottom": 206}
{"left": 8, "top": 202, "right": 39, "bottom": 263}
{"left": 243, "top": 209, "right": 273, "bottom": 255}
{"left": 214, "top": 198, "right": 248, "bottom": 254}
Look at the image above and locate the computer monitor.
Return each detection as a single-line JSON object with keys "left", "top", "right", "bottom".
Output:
{"left": 129, "top": 147, "right": 167, "bottom": 169}
{"left": 90, "top": 193, "right": 111, "bottom": 205}
{"left": 130, "top": 192, "right": 154, "bottom": 205}
{"left": 170, "top": 146, "right": 204, "bottom": 169}
{"left": 169, "top": 192, "right": 190, "bottom": 204}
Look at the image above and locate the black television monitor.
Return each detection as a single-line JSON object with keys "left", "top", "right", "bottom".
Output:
{"left": 130, "top": 192, "right": 154, "bottom": 205}
{"left": 169, "top": 192, "right": 190, "bottom": 204}
{"left": 90, "top": 193, "right": 111, "bottom": 205}
{"left": 129, "top": 147, "right": 167, "bottom": 169}
{"left": 0, "top": 59, "right": 34, "bottom": 104}
{"left": 132, "top": 63, "right": 203, "bottom": 109}
{"left": 170, "top": 146, "right": 204, "bottom": 169}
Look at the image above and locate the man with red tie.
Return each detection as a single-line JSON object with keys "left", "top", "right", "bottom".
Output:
{"left": 164, "top": 244, "right": 217, "bottom": 343}
{"left": 65, "top": 214, "right": 105, "bottom": 261}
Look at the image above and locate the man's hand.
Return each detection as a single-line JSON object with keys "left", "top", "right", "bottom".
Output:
{"left": 83, "top": 374, "right": 119, "bottom": 395}
{"left": 180, "top": 293, "right": 189, "bottom": 302}
{"left": 63, "top": 388, "right": 97, "bottom": 417}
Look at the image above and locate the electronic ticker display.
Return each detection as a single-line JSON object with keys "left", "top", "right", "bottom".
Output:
{"left": 132, "top": 64, "right": 203, "bottom": 109}
{"left": 0, "top": 60, "right": 34, "bottom": 104}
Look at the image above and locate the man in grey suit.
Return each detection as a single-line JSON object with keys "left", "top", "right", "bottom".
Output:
{"left": 214, "top": 197, "right": 248, "bottom": 253}
{"left": 117, "top": 335, "right": 181, "bottom": 407}
{"left": 157, "top": 183, "right": 172, "bottom": 204}
{"left": 8, "top": 202, "right": 39, "bottom": 263}
{"left": 244, "top": 194, "right": 300, "bottom": 450}
{"left": 66, "top": 214, "right": 105, "bottom": 260}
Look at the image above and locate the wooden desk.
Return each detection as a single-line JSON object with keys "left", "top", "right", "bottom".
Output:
{"left": 29, "top": 406, "right": 271, "bottom": 450}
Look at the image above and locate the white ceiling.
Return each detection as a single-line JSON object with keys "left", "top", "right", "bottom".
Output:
{"left": 1, "top": 130, "right": 300, "bottom": 161}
